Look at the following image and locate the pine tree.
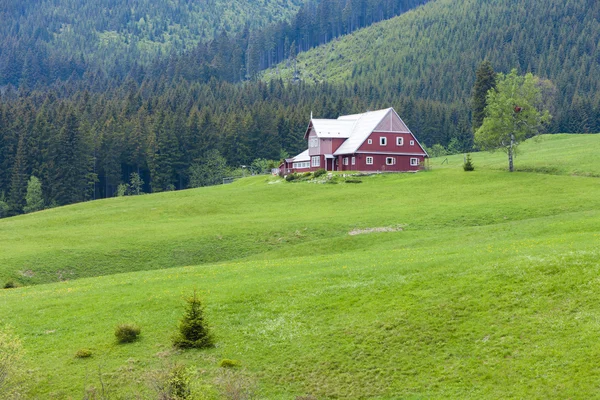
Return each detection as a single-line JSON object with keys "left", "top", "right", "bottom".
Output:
{"left": 8, "top": 133, "right": 27, "bottom": 214}
{"left": 172, "top": 290, "right": 214, "bottom": 349}
{"left": 472, "top": 60, "right": 497, "bottom": 132}
{"left": 52, "top": 110, "right": 90, "bottom": 205}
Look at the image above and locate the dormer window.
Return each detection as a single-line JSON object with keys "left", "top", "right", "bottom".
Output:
{"left": 380, "top": 137, "right": 387, "bottom": 146}
{"left": 396, "top": 137, "right": 404, "bottom": 146}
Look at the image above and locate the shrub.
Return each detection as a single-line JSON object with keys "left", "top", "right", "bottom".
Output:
{"left": 285, "top": 173, "right": 298, "bottom": 182}
{"left": 172, "top": 290, "right": 214, "bottom": 349}
{"left": 75, "top": 348, "right": 92, "bottom": 358}
{"left": 302, "top": 172, "right": 312, "bottom": 178}
{"left": 313, "top": 168, "right": 326, "bottom": 178}
{"left": 3, "top": 281, "right": 16, "bottom": 289}
{"left": 114, "top": 324, "right": 141, "bottom": 344}
{"left": 116, "top": 183, "right": 128, "bottom": 197}
{"left": 148, "top": 363, "right": 193, "bottom": 400}
{"left": 463, "top": 153, "right": 475, "bottom": 171}
{"left": 219, "top": 359, "right": 241, "bottom": 369}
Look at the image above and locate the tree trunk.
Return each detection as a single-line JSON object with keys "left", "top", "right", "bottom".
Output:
{"left": 508, "top": 133, "right": 515, "bottom": 172}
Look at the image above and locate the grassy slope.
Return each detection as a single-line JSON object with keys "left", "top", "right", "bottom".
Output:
{"left": 2, "top": 134, "right": 600, "bottom": 398}
{"left": 432, "top": 134, "right": 600, "bottom": 176}
{"left": 2, "top": 134, "right": 598, "bottom": 286}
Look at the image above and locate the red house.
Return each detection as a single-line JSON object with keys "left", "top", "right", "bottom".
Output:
{"left": 282, "top": 107, "right": 428, "bottom": 174}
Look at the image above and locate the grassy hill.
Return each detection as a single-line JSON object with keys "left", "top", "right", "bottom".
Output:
{"left": 2, "top": 134, "right": 600, "bottom": 398}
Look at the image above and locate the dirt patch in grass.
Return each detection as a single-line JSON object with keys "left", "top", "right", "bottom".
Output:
{"left": 348, "top": 226, "right": 403, "bottom": 236}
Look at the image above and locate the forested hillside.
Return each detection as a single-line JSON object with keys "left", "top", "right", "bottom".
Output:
{"left": 267, "top": 0, "right": 600, "bottom": 133}
{"left": 0, "top": 0, "right": 430, "bottom": 86}
{"left": 0, "top": 0, "right": 308, "bottom": 86}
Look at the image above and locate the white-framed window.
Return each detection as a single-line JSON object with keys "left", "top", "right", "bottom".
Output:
{"left": 410, "top": 140, "right": 415, "bottom": 146}
{"left": 343, "top": 157, "right": 348, "bottom": 166}
{"left": 366, "top": 156, "right": 374, "bottom": 165}
{"left": 368, "top": 139, "right": 373, "bottom": 144}
{"left": 380, "top": 137, "right": 387, "bottom": 146}
{"left": 309, "top": 137, "right": 319, "bottom": 148}
{"left": 311, "top": 156, "right": 320, "bottom": 167}
{"left": 410, "top": 158, "right": 419, "bottom": 166}
{"left": 351, "top": 157, "right": 356, "bottom": 165}
{"left": 386, "top": 157, "right": 396, "bottom": 165}
{"left": 396, "top": 137, "right": 404, "bottom": 146}
{"left": 293, "top": 161, "right": 310, "bottom": 169}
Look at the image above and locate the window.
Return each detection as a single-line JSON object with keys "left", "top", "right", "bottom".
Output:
{"left": 311, "top": 156, "right": 320, "bottom": 167}
{"left": 293, "top": 161, "right": 310, "bottom": 169}
{"left": 366, "top": 156, "right": 374, "bottom": 165}
{"left": 380, "top": 137, "right": 387, "bottom": 146}
{"left": 351, "top": 157, "right": 356, "bottom": 165}
{"left": 396, "top": 137, "right": 404, "bottom": 146}
{"left": 368, "top": 139, "right": 373, "bottom": 144}
{"left": 343, "top": 157, "right": 348, "bottom": 166}
{"left": 386, "top": 157, "right": 396, "bottom": 165}
{"left": 309, "top": 137, "right": 319, "bottom": 148}
{"left": 410, "top": 158, "right": 419, "bottom": 166}
{"left": 410, "top": 140, "right": 415, "bottom": 146}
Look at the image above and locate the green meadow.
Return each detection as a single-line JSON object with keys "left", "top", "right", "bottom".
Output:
{"left": 1, "top": 134, "right": 600, "bottom": 398}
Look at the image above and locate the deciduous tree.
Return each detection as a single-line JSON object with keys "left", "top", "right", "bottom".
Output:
{"left": 475, "top": 69, "right": 552, "bottom": 172}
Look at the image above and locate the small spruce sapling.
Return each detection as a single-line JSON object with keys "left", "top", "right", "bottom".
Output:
{"left": 173, "top": 290, "right": 214, "bottom": 349}
{"left": 463, "top": 153, "right": 475, "bottom": 171}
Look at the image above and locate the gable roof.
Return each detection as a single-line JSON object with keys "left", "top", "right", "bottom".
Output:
{"left": 286, "top": 149, "right": 309, "bottom": 163}
{"left": 333, "top": 108, "right": 393, "bottom": 155}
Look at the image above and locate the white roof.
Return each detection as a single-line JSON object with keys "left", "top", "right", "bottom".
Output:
{"left": 289, "top": 149, "right": 309, "bottom": 162}
{"left": 333, "top": 108, "right": 393, "bottom": 155}
{"left": 310, "top": 119, "right": 355, "bottom": 138}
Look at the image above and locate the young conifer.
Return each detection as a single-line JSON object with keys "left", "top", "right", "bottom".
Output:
{"left": 463, "top": 153, "right": 475, "bottom": 171}
{"left": 173, "top": 290, "right": 214, "bottom": 349}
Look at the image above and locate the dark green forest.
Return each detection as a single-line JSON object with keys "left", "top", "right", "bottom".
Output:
{"left": 0, "top": 0, "right": 309, "bottom": 87}
{"left": 1, "top": 0, "right": 599, "bottom": 217}
{"left": 271, "top": 0, "right": 600, "bottom": 133}
{"left": 0, "top": 0, "right": 430, "bottom": 87}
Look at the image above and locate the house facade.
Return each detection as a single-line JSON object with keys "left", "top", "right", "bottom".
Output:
{"left": 281, "top": 107, "right": 428, "bottom": 174}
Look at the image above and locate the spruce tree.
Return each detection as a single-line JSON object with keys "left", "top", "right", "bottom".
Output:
{"left": 8, "top": 133, "right": 27, "bottom": 214}
{"left": 472, "top": 61, "right": 497, "bottom": 132}
{"left": 173, "top": 290, "right": 214, "bottom": 349}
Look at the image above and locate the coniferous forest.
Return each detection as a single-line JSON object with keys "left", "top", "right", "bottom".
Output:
{"left": 1, "top": 0, "right": 599, "bottom": 216}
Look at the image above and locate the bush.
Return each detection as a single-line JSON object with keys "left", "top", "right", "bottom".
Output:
{"left": 172, "top": 290, "right": 214, "bottom": 349}
{"left": 313, "top": 168, "right": 326, "bottom": 178}
{"left": 285, "top": 173, "right": 298, "bottom": 182}
{"left": 114, "top": 324, "right": 141, "bottom": 343}
{"left": 75, "top": 348, "right": 92, "bottom": 358}
{"left": 463, "top": 153, "right": 475, "bottom": 171}
{"left": 116, "top": 183, "right": 128, "bottom": 197}
{"left": 302, "top": 172, "right": 312, "bottom": 178}
{"left": 148, "top": 363, "right": 194, "bottom": 400}
{"left": 219, "top": 359, "right": 241, "bottom": 369}
{"left": 3, "top": 281, "right": 17, "bottom": 289}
